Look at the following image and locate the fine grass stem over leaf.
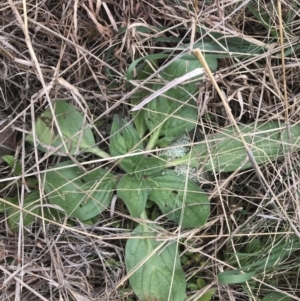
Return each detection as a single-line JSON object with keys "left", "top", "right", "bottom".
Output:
{"left": 117, "top": 174, "right": 148, "bottom": 218}
{"left": 44, "top": 161, "right": 116, "bottom": 221}
{"left": 26, "top": 101, "right": 110, "bottom": 158}
{"left": 125, "top": 222, "right": 186, "bottom": 301}
{"left": 147, "top": 170, "right": 210, "bottom": 228}
{"left": 131, "top": 57, "right": 217, "bottom": 150}
{"left": 170, "top": 122, "right": 300, "bottom": 172}
{"left": 131, "top": 60, "right": 158, "bottom": 138}
{"left": 2, "top": 155, "right": 22, "bottom": 176}
{"left": 218, "top": 237, "right": 300, "bottom": 284}
{"left": 143, "top": 59, "right": 208, "bottom": 148}
{"left": 109, "top": 115, "right": 144, "bottom": 173}
{"left": 133, "top": 155, "right": 167, "bottom": 179}
{"left": 1, "top": 191, "right": 41, "bottom": 232}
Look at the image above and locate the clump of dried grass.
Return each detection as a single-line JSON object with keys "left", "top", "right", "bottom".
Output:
{"left": 0, "top": 222, "right": 125, "bottom": 300}
{"left": 1, "top": 0, "right": 300, "bottom": 300}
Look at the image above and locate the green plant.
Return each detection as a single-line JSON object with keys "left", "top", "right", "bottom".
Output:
{"left": 218, "top": 236, "right": 300, "bottom": 285}
{"left": 218, "top": 235, "right": 300, "bottom": 301}
{"left": 2, "top": 53, "right": 300, "bottom": 300}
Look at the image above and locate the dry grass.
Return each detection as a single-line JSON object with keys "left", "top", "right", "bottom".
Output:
{"left": 1, "top": 0, "right": 300, "bottom": 300}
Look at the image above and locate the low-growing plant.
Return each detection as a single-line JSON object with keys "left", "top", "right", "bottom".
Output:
{"left": 218, "top": 235, "right": 300, "bottom": 301}
{"left": 2, "top": 54, "right": 300, "bottom": 300}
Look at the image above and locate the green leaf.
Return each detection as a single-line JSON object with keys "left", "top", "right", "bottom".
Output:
{"left": 109, "top": 115, "right": 144, "bottom": 172}
{"left": 247, "top": 3, "right": 278, "bottom": 38}
{"left": 134, "top": 155, "right": 167, "bottom": 179}
{"left": 245, "top": 238, "right": 261, "bottom": 254}
{"left": 196, "top": 288, "right": 217, "bottom": 301}
{"left": 125, "top": 223, "right": 186, "bottom": 301}
{"left": 131, "top": 60, "right": 158, "bottom": 138}
{"left": 0, "top": 200, "right": 6, "bottom": 213}
{"left": 44, "top": 161, "right": 116, "bottom": 221}
{"left": 218, "top": 238, "right": 300, "bottom": 284}
{"left": 26, "top": 101, "right": 109, "bottom": 158}
{"left": 2, "top": 155, "right": 22, "bottom": 175}
{"left": 176, "top": 32, "right": 266, "bottom": 59}
{"left": 187, "top": 40, "right": 265, "bottom": 59}
{"left": 5, "top": 191, "right": 41, "bottom": 232}
{"left": 217, "top": 268, "right": 256, "bottom": 284}
{"left": 177, "top": 122, "right": 300, "bottom": 172}
{"left": 115, "top": 157, "right": 143, "bottom": 175}
{"left": 262, "top": 292, "right": 290, "bottom": 301}
{"left": 117, "top": 175, "right": 148, "bottom": 217}
{"left": 144, "top": 59, "right": 205, "bottom": 147}
{"left": 126, "top": 53, "right": 172, "bottom": 81}
{"left": 147, "top": 170, "right": 210, "bottom": 228}
{"left": 196, "top": 278, "right": 206, "bottom": 289}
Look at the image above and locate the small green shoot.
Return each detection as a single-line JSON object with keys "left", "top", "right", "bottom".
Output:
{"left": 2, "top": 155, "right": 22, "bottom": 176}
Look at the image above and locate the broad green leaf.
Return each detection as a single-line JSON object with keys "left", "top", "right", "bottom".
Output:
{"left": 115, "top": 157, "right": 143, "bottom": 175}
{"left": 117, "top": 175, "right": 148, "bottom": 217}
{"left": 109, "top": 115, "right": 143, "bottom": 155}
{"left": 44, "top": 161, "right": 116, "bottom": 221}
{"left": 177, "top": 122, "right": 300, "bottom": 172}
{"left": 147, "top": 170, "right": 210, "bottom": 228}
{"left": 134, "top": 155, "right": 167, "bottom": 179}
{"left": 5, "top": 191, "right": 41, "bottom": 232}
{"left": 26, "top": 101, "right": 109, "bottom": 158}
{"left": 262, "top": 292, "right": 290, "bottom": 301}
{"left": 2, "top": 155, "right": 22, "bottom": 175}
{"left": 109, "top": 116, "right": 144, "bottom": 172}
{"left": 125, "top": 223, "right": 186, "bottom": 301}
{"left": 144, "top": 59, "right": 206, "bottom": 147}
{"left": 126, "top": 53, "right": 216, "bottom": 82}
